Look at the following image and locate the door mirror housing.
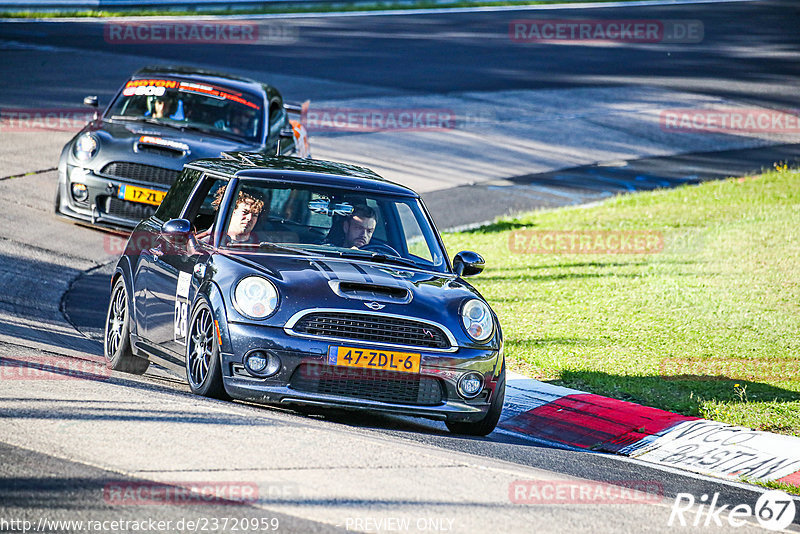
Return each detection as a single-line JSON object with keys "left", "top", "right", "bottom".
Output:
{"left": 453, "top": 251, "right": 485, "bottom": 277}
{"left": 161, "top": 218, "right": 193, "bottom": 250}
{"left": 83, "top": 95, "right": 98, "bottom": 108}
{"left": 275, "top": 126, "right": 295, "bottom": 155}
{"left": 162, "top": 218, "right": 192, "bottom": 236}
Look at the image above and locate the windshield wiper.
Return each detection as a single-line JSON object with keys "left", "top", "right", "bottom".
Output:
{"left": 220, "top": 242, "right": 315, "bottom": 256}
{"left": 109, "top": 116, "right": 252, "bottom": 142}
{"left": 258, "top": 242, "right": 314, "bottom": 256}
{"left": 334, "top": 250, "right": 421, "bottom": 269}
{"left": 180, "top": 123, "right": 240, "bottom": 139}
{"left": 141, "top": 117, "right": 189, "bottom": 132}
{"left": 108, "top": 115, "right": 183, "bottom": 130}
{"left": 225, "top": 241, "right": 312, "bottom": 256}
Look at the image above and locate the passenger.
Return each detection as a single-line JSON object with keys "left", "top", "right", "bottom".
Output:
{"left": 196, "top": 186, "right": 265, "bottom": 246}
{"left": 229, "top": 107, "right": 255, "bottom": 137}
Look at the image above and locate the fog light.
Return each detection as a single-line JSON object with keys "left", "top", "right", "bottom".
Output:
{"left": 244, "top": 350, "right": 281, "bottom": 377}
{"left": 458, "top": 372, "right": 484, "bottom": 399}
{"left": 71, "top": 182, "right": 89, "bottom": 202}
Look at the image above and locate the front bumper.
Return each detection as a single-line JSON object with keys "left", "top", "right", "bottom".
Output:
{"left": 220, "top": 322, "right": 503, "bottom": 423}
{"left": 56, "top": 165, "right": 166, "bottom": 230}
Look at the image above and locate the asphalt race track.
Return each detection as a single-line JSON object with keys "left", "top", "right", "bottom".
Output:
{"left": 1, "top": 1, "right": 800, "bottom": 532}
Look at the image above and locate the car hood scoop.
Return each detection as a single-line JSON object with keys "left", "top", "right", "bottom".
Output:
{"left": 329, "top": 281, "right": 412, "bottom": 303}
{"left": 135, "top": 137, "right": 188, "bottom": 158}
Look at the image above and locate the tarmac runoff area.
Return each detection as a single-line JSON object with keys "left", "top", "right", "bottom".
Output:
{"left": 306, "top": 85, "right": 800, "bottom": 195}
{"left": 1, "top": 84, "right": 800, "bottom": 529}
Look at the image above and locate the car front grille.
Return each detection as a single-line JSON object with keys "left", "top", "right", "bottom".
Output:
{"left": 103, "top": 196, "right": 157, "bottom": 220}
{"left": 290, "top": 312, "right": 451, "bottom": 350}
{"left": 289, "top": 363, "right": 445, "bottom": 406}
{"left": 100, "top": 162, "right": 180, "bottom": 186}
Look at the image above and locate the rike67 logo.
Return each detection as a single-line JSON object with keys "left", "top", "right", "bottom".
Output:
{"left": 668, "top": 490, "right": 796, "bottom": 531}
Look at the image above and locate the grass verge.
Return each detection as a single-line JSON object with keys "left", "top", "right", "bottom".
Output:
{"left": 443, "top": 165, "right": 800, "bottom": 436}
{"left": 745, "top": 477, "right": 800, "bottom": 496}
{"left": 0, "top": 0, "right": 645, "bottom": 18}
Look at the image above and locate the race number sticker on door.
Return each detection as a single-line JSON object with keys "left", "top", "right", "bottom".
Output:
{"left": 174, "top": 271, "right": 191, "bottom": 343}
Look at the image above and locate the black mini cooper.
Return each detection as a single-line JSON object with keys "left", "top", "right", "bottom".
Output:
{"left": 104, "top": 153, "right": 504, "bottom": 435}
{"left": 56, "top": 65, "right": 310, "bottom": 231}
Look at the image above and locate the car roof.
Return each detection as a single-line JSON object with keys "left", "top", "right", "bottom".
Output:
{"left": 133, "top": 65, "right": 270, "bottom": 96}
{"left": 185, "top": 152, "right": 419, "bottom": 197}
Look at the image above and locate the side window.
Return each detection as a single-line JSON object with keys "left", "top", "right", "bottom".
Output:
{"left": 183, "top": 175, "right": 228, "bottom": 232}
{"left": 396, "top": 203, "right": 433, "bottom": 263}
{"left": 366, "top": 199, "right": 387, "bottom": 242}
{"left": 154, "top": 168, "right": 203, "bottom": 222}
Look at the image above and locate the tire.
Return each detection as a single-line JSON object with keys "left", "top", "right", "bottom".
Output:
{"left": 104, "top": 278, "right": 150, "bottom": 374}
{"left": 446, "top": 365, "right": 505, "bottom": 436}
{"left": 186, "top": 300, "right": 228, "bottom": 399}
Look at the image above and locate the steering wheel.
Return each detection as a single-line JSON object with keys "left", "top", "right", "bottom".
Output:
{"left": 362, "top": 242, "right": 400, "bottom": 257}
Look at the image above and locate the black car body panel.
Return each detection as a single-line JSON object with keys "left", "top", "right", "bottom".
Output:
{"left": 108, "top": 154, "right": 504, "bottom": 431}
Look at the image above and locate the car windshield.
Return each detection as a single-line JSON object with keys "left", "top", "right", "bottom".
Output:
{"left": 202, "top": 180, "right": 447, "bottom": 272}
{"left": 105, "top": 78, "right": 264, "bottom": 142}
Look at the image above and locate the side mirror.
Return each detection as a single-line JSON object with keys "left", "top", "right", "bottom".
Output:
{"left": 162, "top": 218, "right": 191, "bottom": 236}
{"left": 161, "top": 219, "right": 192, "bottom": 249}
{"left": 453, "top": 251, "right": 485, "bottom": 277}
{"left": 83, "top": 95, "right": 98, "bottom": 108}
{"left": 275, "top": 126, "right": 295, "bottom": 155}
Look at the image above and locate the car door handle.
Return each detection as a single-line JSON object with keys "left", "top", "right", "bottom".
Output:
{"left": 145, "top": 247, "right": 163, "bottom": 262}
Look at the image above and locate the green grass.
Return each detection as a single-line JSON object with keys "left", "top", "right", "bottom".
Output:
{"left": 747, "top": 477, "right": 800, "bottom": 496}
{"left": 0, "top": 0, "right": 643, "bottom": 18}
{"left": 443, "top": 165, "right": 800, "bottom": 436}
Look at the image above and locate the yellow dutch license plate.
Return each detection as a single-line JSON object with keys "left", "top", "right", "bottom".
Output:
{"left": 327, "top": 345, "right": 421, "bottom": 373}
{"left": 118, "top": 184, "right": 166, "bottom": 206}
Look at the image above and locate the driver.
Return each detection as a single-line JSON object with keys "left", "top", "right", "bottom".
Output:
{"left": 147, "top": 93, "right": 185, "bottom": 120}
{"left": 341, "top": 205, "right": 377, "bottom": 249}
{"left": 150, "top": 94, "right": 174, "bottom": 119}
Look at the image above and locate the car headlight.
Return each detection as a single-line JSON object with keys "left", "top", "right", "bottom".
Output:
{"left": 461, "top": 299, "right": 493, "bottom": 342}
{"left": 232, "top": 276, "right": 278, "bottom": 319}
{"left": 73, "top": 133, "right": 98, "bottom": 161}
